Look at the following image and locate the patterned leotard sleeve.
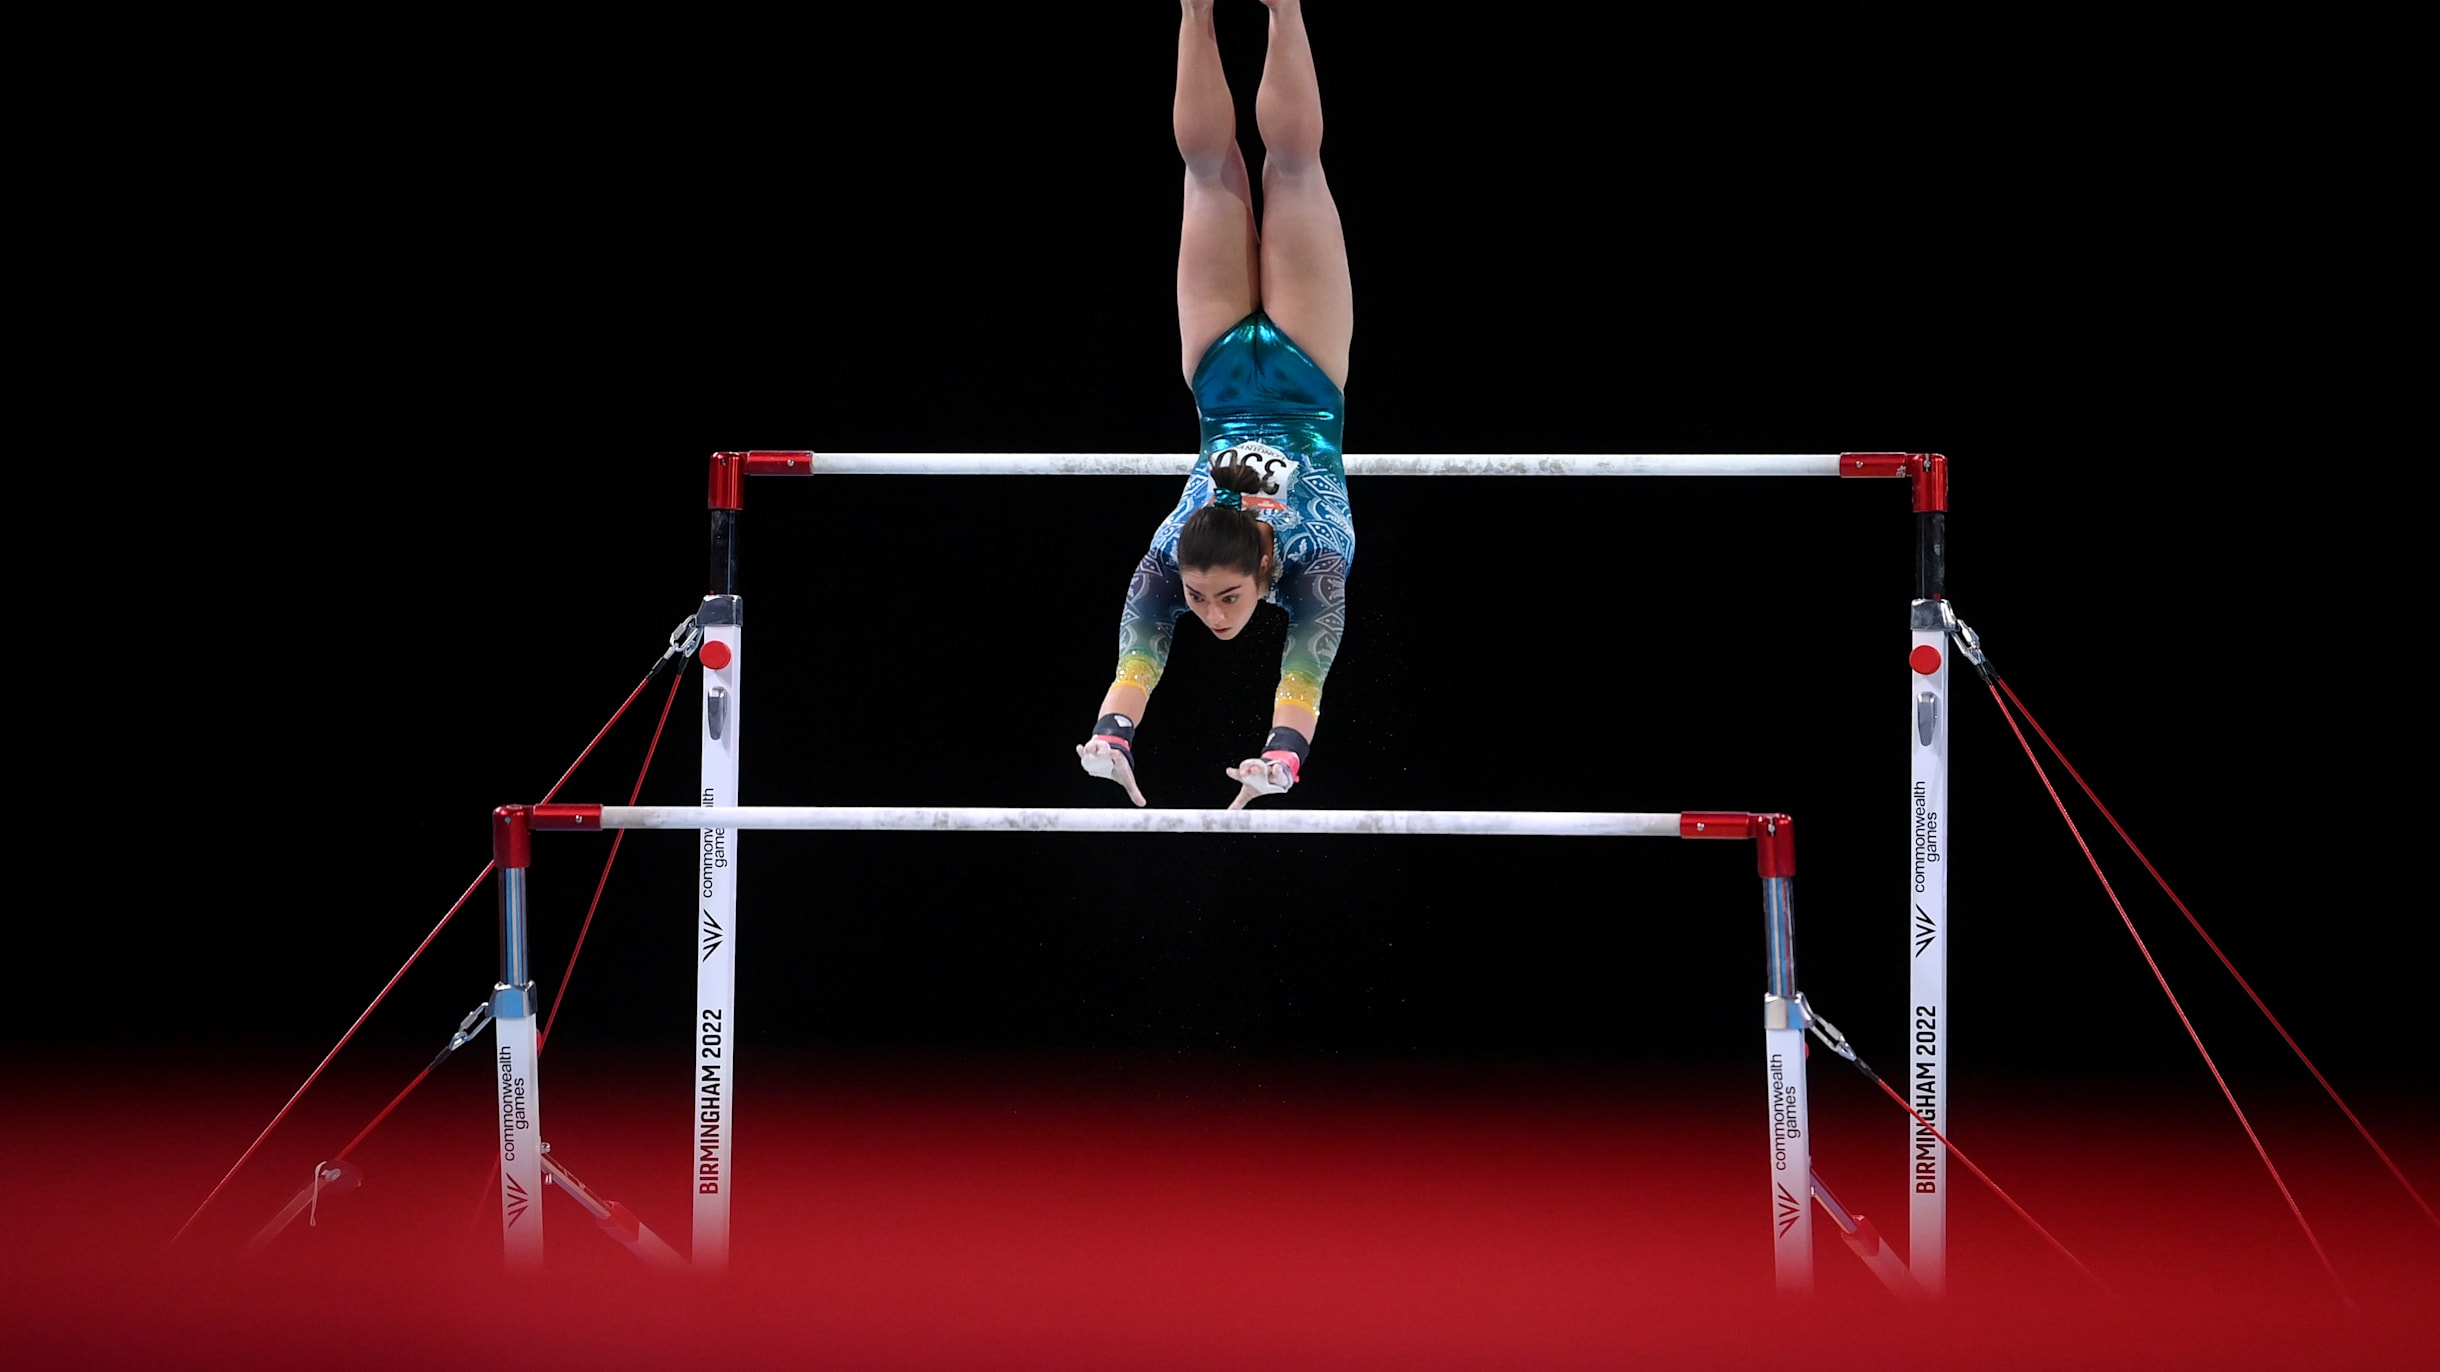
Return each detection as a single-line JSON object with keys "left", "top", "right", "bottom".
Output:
{"left": 1111, "top": 549, "right": 1184, "bottom": 697}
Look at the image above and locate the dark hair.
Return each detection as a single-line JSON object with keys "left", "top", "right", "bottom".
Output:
{"left": 1177, "top": 459, "right": 1267, "bottom": 576}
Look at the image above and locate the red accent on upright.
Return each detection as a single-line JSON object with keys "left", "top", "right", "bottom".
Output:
{"left": 529, "top": 804, "right": 606, "bottom": 831}
{"left": 700, "top": 639, "right": 734, "bottom": 670}
{"left": 492, "top": 805, "right": 532, "bottom": 870}
{"left": 1910, "top": 644, "right": 1944, "bottom": 675}
{"left": 743, "top": 449, "right": 816, "bottom": 476}
{"left": 1755, "top": 813, "right": 1796, "bottom": 878}
{"left": 708, "top": 451, "right": 746, "bottom": 512}
{"left": 1913, "top": 453, "right": 1950, "bottom": 513}
{"left": 1838, "top": 1209, "right": 1887, "bottom": 1260}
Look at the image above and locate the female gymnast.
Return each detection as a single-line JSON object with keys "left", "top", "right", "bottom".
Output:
{"left": 1077, "top": 0, "right": 1355, "bottom": 811}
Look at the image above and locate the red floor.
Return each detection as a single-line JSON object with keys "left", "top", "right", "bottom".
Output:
{"left": 11, "top": 1051, "right": 2434, "bottom": 1370}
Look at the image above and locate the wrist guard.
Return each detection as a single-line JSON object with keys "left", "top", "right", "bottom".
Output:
{"left": 1260, "top": 725, "right": 1310, "bottom": 783}
{"left": 1092, "top": 713, "right": 1138, "bottom": 762}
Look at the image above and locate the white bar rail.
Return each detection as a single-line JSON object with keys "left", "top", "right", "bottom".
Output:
{"left": 594, "top": 806, "right": 1683, "bottom": 838}
{"left": 787, "top": 453, "right": 1846, "bottom": 477}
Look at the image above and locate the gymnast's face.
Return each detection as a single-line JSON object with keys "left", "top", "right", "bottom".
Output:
{"left": 1182, "top": 564, "right": 1262, "bottom": 640}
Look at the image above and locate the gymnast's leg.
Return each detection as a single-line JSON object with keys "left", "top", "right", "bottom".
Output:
{"left": 1173, "top": 0, "right": 1261, "bottom": 384}
{"left": 1248, "top": 0, "right": 1351, "bottom": 392}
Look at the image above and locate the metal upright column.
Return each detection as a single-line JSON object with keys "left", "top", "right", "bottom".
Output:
{"left": 1686, "top": 811, "right": 1811, "bottom": 1294}
{"left": 490, "top": 805, "right": 546, "bottom": 1269}
{"left": 1904, "top": 454, "right": 1952, "bottom": 1293}
{"left": 693, "top": 454, "right": 749, "bottom": 1273}
{"left": 1755, "top": 815, "right": 1812, "bottom": 1295}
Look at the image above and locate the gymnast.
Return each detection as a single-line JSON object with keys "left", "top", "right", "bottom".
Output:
{"left": 1077, "top": 0, "right": 1355, "bottom": 811}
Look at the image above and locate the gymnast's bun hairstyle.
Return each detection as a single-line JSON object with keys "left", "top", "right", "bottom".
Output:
{"left": 1177, "top": 456, "right": 1268, "bottom": 576}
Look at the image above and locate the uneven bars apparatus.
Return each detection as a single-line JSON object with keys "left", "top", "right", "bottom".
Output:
{"left": 481, "top": 449, "right": 1957, "bottom": 1292}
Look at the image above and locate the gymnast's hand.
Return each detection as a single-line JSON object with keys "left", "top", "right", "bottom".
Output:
{"left": 1078, "top": 738, "right": 1148, "bottom": 807}
{"left": 1224, "top": 757, "right": 1295, "bottom": 811}
{"left": 1226, "top": 726, "right": 1308, "bottom": 811}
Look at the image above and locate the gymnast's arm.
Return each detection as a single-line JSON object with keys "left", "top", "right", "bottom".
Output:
{"left": 1077, "top": 549, "right": 1182, "bottom": 807}
{"left": 1225, "top": 546, "right": 1348, "bottom": 809}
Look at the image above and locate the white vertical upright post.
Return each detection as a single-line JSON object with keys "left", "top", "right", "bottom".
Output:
{"left": 493, "top": 996, "right": 545, "bottom": 1269}
{"left": 1765, "top": 992, "right": 1814, "bottom": 1294}
{"left": 1756, "top": 834, "right": 1814, "bottom": 1297}
{"left": 490, "top": 839, "right": 545, "bottom": 1270}
{"left": 694, "top": 594, "right": 742, "bottom": 1272}
{"left": 1907, "top": 602, "right": 1951, "bottom": 1292}
{"left": 1702, "top": 809, "right": 1815, "bottom": 1296}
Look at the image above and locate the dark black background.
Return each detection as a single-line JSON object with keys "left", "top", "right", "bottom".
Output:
{"left": 77, "top": 7, "right": 2416, "bottom": 1139}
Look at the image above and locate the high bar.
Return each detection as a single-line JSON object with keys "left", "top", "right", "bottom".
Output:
{"left": 585, "top": 806, "right": 1683, "bottom": 837}
{"left": 771, "top": 453, "right": 1857, "bottom": 477}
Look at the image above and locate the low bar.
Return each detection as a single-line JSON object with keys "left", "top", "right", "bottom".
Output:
{"left": 530, "top": 805, "right": 1680, "bottom": 838}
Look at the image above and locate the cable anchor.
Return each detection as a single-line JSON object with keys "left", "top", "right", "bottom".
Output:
{"left": 427, "top": 1000, "right": 496, "bottom": 1071}
{"left": 1798, "top": 994, "right": 1880, "bottom": 1083}
{"left": 1940, "top": 601, "right": 1996, "bottom": 683}
{"left": 658, "top": 613, "right": 704, "bottom": 671}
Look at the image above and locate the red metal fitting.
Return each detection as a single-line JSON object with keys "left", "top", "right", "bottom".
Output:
{"left": 603, "top": 1200, "right": 643, "bottom": 1243}
{"left": 530, "top": 804, "right": 605, "bottom": 831}
{"left": 710, "top": 450, "right": 815, "bottom": 509}
{"left": 743, "top": 450, "right": 816, "bottom": 477}
{"left": 707, "top": 451, "right": 746, "bottom": 512}
{"left": 1837, "top": 453, "right": 1913, "bottom": 479}
{"left": 1677, "top": 811, "right": 1797, "bottom": 876}
{"left": 1838, "top": 452, "right": 1950, "bottom": 513}
{"left": 1840, "top": 1211, "right": 1885, "bottom": 1259}
{"left": 1755, "top": 813, "right": 1796, "bottom": 878}
{"left": 492, "top": 805, "right": 532, "bottom": 870}
{"left": 1912, "top": 452, "right": 1949, "bottom": 513}
{"left": 1679, "top": 811, "right": 1756, "bottom": 840}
